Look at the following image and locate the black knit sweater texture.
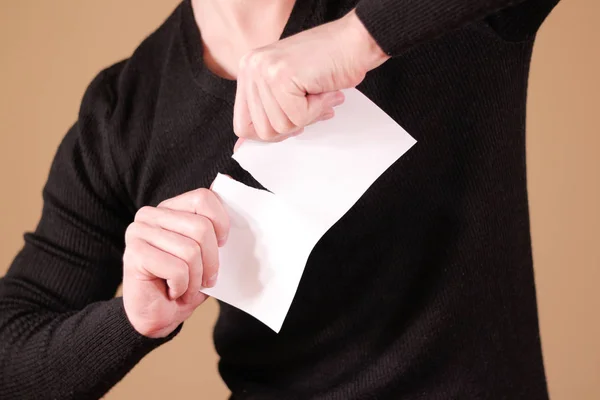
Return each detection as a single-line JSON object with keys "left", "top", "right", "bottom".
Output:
{"left": 0, "top": 0, "right": 560, "bottom": 398}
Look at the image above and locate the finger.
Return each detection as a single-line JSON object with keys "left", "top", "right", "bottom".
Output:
{"left": 124, "top": 237, "right": 189, "bottom": 300}
{"left": 188, "top": 291, "right": 209, "bottom": 310}
{"left": 257, "top": 78, "right": 299, "bottom": 136}
{"left": 247, "top": 80, "right": 279, "bottom": 141}
{"left": 231, "top": 101, "right": 332, "bottom": 154}
{"left": 305, "top": 91, "right": 345, "bottom": 123}
{"left": 134, "top": 209, "right": 220, "bottom": 291}
{"left": 265, "top": 130, "right": 304, "bottom": 142}
{"left": 233, "top": 55, "right": 258, "bottom": 140}
{"left": 307, "top": 107, "right": 335, "bottom": 126}
{"left": 232, "top": 128, "right": 300, "bottom": 155}
{"left": 273, "top": 89, "right": 344, "bottom": 128}
{"left": 127, "top": 222, "right": 202, "bottom": 297}
{"left": 157, "top": 188, "right": 229, "bottom": 246}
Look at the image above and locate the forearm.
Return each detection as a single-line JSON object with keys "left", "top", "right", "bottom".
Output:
{"left": 0, "top": 55, "right": 182, "bottom": 399}
{"left": 354, "top": 0, "right": 527, "bottom": 57}
{"left": 0, "top": 295, "right": 177, "bottom": 400}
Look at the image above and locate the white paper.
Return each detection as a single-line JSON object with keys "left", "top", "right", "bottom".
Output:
{"left": 202, "top": 88, "right": 416, "bottom": 332}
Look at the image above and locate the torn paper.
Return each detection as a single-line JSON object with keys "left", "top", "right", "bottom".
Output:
{"left": 202, "top": 88, "right": 417, "bottom": 332}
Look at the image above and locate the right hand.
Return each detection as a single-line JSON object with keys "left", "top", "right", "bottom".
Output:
{"left": 122, "top": 188, "right": 229, "bottom": 339}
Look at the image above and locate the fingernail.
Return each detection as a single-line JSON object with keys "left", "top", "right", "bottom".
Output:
{"left": 218, "top": 235, "right": 228, "bottom": 247}
{"left": 205, "top": 273, "right": 218, "bottom": 288}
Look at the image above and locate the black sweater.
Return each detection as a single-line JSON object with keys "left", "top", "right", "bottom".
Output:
{"left": 0, "top": 0, "right": 560, "bottom": 399}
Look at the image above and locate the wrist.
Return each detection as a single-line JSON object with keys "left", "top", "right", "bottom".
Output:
{"left": 339, "top": 9, "right": 390, "bottom": 72}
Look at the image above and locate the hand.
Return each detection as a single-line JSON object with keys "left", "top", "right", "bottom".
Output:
{"left": 233, "top": 9, "right": 389, "bottom": 143}
{"left": 122, "top": 188, "right": 229, "bottom": 339}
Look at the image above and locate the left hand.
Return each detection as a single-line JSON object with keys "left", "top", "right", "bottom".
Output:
{"left": 233, "top": 9, "right": 389, "bottom": 143}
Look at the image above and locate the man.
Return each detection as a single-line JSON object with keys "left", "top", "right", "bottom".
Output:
{"left": 0, "top": 0, "right": 560, "bottom": 398}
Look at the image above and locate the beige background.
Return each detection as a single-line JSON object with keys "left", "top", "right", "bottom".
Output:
{"left": 0, "top": 1, "right": 598, "bottom": 399}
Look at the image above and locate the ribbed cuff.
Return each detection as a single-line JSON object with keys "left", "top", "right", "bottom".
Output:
{"left": 103, "top": 297, "right": 182, "bottom": 348}
{"left": 355, "top": 0, "right": 406, "bottom": 56}
{"left": 355, "top": 0, "right": 524, "bottom": 57}
{"left": 49, "top": 297, "right": 183, "bottom": 399}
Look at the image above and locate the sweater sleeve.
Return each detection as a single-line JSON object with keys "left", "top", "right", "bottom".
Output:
{"left": 0, "top": 68, "right": 179, "bottom": 400}
{"left": 354, "top": 0, "right": 560, "bottom": 56}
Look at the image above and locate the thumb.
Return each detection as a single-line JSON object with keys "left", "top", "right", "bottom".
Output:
{"left": 305, "top": 91, "right": 345, "bottom": 123}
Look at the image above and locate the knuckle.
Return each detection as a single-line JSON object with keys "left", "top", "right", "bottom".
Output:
{"left": 124, "top": 223, "right": 140, "bottom": 243}
{"left": 123, "top": 239, "right": 142, "bottom": 268}
{"left": 190, "top": 188, "right": 212, "bottom": 209}
{"left": 157, "top": 198, "right": 169, "bottom": 208}
{"left": 264, "top": 61, "right": 288, "bottom": 84}
{"left": 189, "top": 217, "right": 212, "bottom": 242}
{"left": 135, "top": 206, "right": 154, "bottom": 221}
{"left": 173, "top": 259, "right": 190, "bottom": 283}
{"left": 181, "top": 241, "right": 202, "bottom": 265}
{"left": 247, "top": 51, "right": 264, "bottom": 71}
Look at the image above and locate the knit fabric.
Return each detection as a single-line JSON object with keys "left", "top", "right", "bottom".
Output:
{"left": 0, "top": 0, "right": 559, "bottom": 398}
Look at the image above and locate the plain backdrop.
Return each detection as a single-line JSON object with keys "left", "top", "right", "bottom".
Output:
{"left": 0, "top": 1, "right": 598, "bottom": 399}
